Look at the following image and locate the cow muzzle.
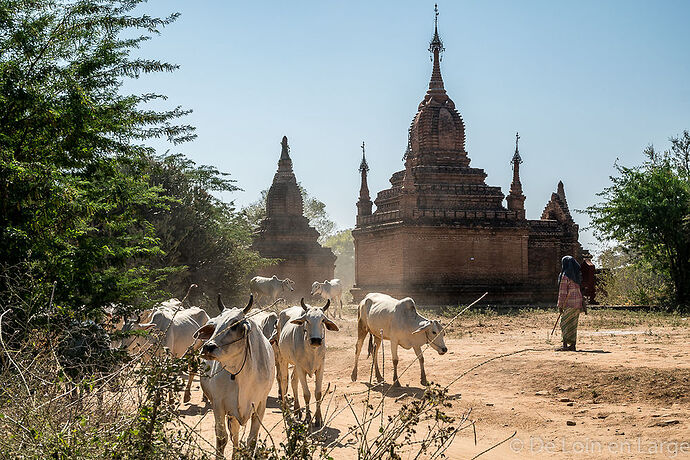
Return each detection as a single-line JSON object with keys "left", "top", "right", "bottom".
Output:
{"left": 309, "top": 337, "right": 323, "bottom": 347}
{"left": 201, "top": 342, "right": 218, "bottom": 358}
{"left": 438, "top": 346, "right": 448, "bottom": 355}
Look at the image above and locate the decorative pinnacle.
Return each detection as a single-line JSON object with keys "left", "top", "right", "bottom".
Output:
{"left": 511, "top": 132, "right": 523, "bottom": 165}
{"left": 359, "top": 141, "right": 369, "bottom": 173}
{"left": 426, "top": 4, "right": 446, "bottom": 96}
{"left": 429, "top": 4, "right": 444, "bottom": 55}
{"left": 280, "top": 136, "right": 290, "bottom": 161}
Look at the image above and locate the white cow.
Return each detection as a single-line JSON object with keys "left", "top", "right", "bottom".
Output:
{"left": 310, "top": 279, "right": 344, "bottom": 319}
{"left": 249, "top": 275, "right": 295, "bottom": 306}
{"left": 124, "top": 305, "right": 209, "bottom": 403}
{"left": 247, "top": 309, "right": 278, "bottom": 341}
{"left": 351, "top": 293, "right": 447, "bottom": 387}
{"left": 137, "top": 297, "right": 186, "bottom": 324}
{"left": 196, "top": 295, "right": 274, "bottom": 459}
{"left": 276, "top": 298, "right": 338, "bottom": 427}
{"left": 139, "top": 284, "right": 198, "bottom": 323}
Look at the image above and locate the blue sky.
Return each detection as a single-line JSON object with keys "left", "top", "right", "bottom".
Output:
{"left": 127, "top": 1, "right": 690, "bottom": 256}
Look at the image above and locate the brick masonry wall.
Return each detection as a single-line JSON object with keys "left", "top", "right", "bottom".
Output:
{"left": 352, "top": 221, "right": 582, "bottom": 305}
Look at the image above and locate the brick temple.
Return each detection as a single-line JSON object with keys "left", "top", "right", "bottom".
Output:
{"left": 252, "top": 137, "right": 335, "bottom": 298}
{"left": 351, "top": 11, "right": 587, "bottom": 304}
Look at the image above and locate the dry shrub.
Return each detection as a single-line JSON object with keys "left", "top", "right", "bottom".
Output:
{"left": 0, "top": 317, "right": 214, "bottom": 459}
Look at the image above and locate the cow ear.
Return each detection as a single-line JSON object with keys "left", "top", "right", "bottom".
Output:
{"left": 324, "top": 318, "right": 339, "bottom": 332}
{"left": 412, "top": 321, "right": 431, "bottom": 335}
{"left": 194, "top": 324, "right": 216, "bottom": 340}
{"left": 300, "top": 298, "right": 308, "bottom": 311}
{"left": 400, "top": 298, "right": 417, "bottom": 313}
{"left": 268, "top": 327, "right": 278, "bottom": 345}
{"left": 217, "top": 293, "right": 226, "bottom": 310}
{"left": 290, "top": 316, "right": 306, "bottom": 325}
{"left": 138, "top": 323, "right": 156, "bottom": 331}
{"left": 243, "top": 294, "right": 253, "bottom": 314}
{"left": 322, "top": 299, "right": 330, "bottom": 312}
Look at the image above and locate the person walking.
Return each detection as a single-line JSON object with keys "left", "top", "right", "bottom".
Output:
{"left": 556, "top": 255, "right": 587, "bottom": 351}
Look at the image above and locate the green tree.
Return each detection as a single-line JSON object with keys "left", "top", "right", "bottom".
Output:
{"left": 243, "top": 184, "right": 336, "bottom": 243}
{"left": 587, "top": 131, "right": 690, "bottom": 309}
{"left": 143, "top": 154, "right": 266, "bottom": 306}
{"left": 0, "top": 0, "right": 193, "bottom": 334}
{"left": 596, "top": 245, "right": 671, "bottom": 305}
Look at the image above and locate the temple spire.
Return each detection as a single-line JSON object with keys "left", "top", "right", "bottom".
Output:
{"left": 277, "top": 135, "right": 293, "bottom": 174}
{"left": 512, "top": 132, "right": 523, "bottom": 165}
{"left": 359, "top": 141, "right": 369, "bottom": 174}
{"left": 427, "top": 4, "right": 446, "bottom": 98}
{"left": 357, "top": 141, "right": 372, "bottom": 217}
{"left": 507, "top": 132, "right": 526, "bottom": 218}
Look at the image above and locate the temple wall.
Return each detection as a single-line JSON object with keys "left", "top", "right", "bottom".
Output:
{"left": 352, "top": 221, "right": 588, "bottom": 305}
{"left": 352, "top": 224, "right": 538, "bottom": 304}
{"left": 401, "top": 226, "right": 528, "bottom": 284}
{"left": 354, "top": 227, "right": 404, "bottom": 291}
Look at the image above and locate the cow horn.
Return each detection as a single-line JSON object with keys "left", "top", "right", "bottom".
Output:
{"left": 243, "top": 294, "right": 253, "bottom": 313}
{"left": 300, "top": 298, "right": 308, "bottom": 311}
{"left": 322, "top": 299, "right": 330, "bottom": 312}
{"left": 217, "top": 293, "right": 226, "bottom": 311}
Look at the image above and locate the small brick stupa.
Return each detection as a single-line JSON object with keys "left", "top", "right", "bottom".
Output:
{"left": 252, "top": 136, "right": 335, "bottom": 298}
{"left": 351, "top": 7, "right": 586, "bottom": 304}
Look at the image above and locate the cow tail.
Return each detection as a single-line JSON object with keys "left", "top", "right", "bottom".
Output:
{"left": 367, "top": 333, "right": 374, "bottom": 359}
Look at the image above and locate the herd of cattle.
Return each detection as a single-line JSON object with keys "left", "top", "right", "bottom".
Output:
{"left": 105, "top": 276, "right": 449, "bottom": 458}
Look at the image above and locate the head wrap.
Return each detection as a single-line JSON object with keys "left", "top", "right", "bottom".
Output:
{"left": 558, "top": 255, "right": 581, "bottom": 285}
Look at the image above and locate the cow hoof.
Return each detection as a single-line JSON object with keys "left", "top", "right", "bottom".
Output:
{"left": 392, "top": 380, "right": 401, "bottom": 388}
{"left": 183, "top": 393, "right": 191, "bottom": 403}
{"left": 421, "top": 380, "right": 429, "bottom": 387}
{"left": 350, "top": 370, "right": 357, "bottom": 382}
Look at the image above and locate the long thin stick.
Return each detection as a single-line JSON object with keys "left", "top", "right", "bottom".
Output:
{"left": 550, "top": 313, "right": 561, "bottom": 336}
{"left": 551, "top": 288, "right": 570, "bottom": 336}
{"left": 470, "top": 430, "right": 517, "bottom": 459}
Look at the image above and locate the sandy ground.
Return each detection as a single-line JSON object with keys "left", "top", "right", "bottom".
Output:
{"left": 180, "top": 306, "right": 690, "bottom": 459}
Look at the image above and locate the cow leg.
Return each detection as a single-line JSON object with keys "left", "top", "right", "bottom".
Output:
{"left": 273, "top": 346, "right": 283, "bottom": 400}
{"left": 339, "top": 296, "right": 343, "bottom": 319}
{"left": 314, "top": 366, "right": 324, "bottom": 428}
{"left": 296, "top": 367, "right": 312, "bottom": 424}
{"left": 183, "top": 362, "right": 194, "bottom": 403}
{"left": 213, "top": 406, "right": 228, "bottom": 460}
{"left": 291, "top": 367, "right": 301, "bottom": 414}
{"left": 248, "top": 400, "right": 266, "bottom": 448}
{"left": 228, "top": 416, "right": 240, "bottom": 458}
{"left": 278, "top": 357, "right": 289, "bottom": 405}
{"left": 391, "top": 340, "right": 401, "bottom": 387}
{"left": 351, "top": 319, "right": 368, "bottom": 382}
{"left": 373, "top": 336, "right": 383, "bottom": 383}
{"left": 413, "top": 345, "right": 428, "bottom": 386}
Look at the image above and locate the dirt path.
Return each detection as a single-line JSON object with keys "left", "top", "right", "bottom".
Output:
{"left": 181, "top": 307, "right": 690, "bottom": 459}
